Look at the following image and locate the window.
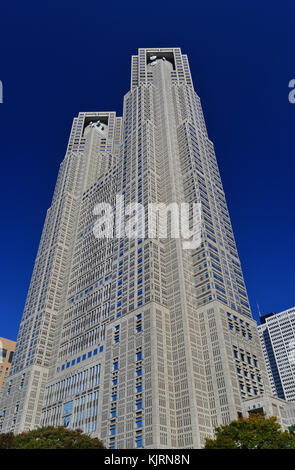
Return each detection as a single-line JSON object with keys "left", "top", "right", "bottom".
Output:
{"left": 136, "top": 437, "right": 143, "bottom": 447}
{"left": 136, "top": 418, "right": 143, "bottom": 428}
{"left": 136, "top": 352, "right": 142, "bottom": 361}
{"left": 136, "top": 399, "right": 142, "bottom": 410}
{"left": 0, "top": 349, "right": 7, "bottom": 362}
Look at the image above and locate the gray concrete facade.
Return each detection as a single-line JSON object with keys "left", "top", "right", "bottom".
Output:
{"left": 0, "top": 48, "right": 272, "bottom": 448}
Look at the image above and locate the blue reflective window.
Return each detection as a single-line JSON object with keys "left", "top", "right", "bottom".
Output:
{"left": 63, "top": 400, "right": 73, "bottom": 416}
{"left": 136, "top": 438, "right": 143, "bottom": 447}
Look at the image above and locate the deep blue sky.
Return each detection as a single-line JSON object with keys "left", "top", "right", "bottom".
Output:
{"left": 0, "top": 1, "right": 294, "bottom": 340}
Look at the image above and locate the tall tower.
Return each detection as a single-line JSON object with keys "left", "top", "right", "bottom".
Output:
{"left": 0, "top": 48, "right": 271, "bottom": 448}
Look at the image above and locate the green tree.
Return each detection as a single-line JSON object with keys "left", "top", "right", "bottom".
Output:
{"left": 0, "top": 426, "right": 105, "bottom": 449}
{"left": 204, "top": 414, "right": 295, "bottom": 449}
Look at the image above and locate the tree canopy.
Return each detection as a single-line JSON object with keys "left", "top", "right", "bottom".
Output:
{"left": 0, "top": 426, "right": 105, "bottom": 449}
{"left": 205, "top": 414, "right": 295, "bottom": 449}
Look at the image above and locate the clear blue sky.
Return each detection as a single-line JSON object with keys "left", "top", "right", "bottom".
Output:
{"left": 0, "top": 0, "right": 294, "bottom": 340}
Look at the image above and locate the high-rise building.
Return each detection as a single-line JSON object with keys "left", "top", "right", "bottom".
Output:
{"left": 0, "top": 338, "right": 15, "bottom": 396}
{"left": 259, "top": 308, "right": 295, "bottom": 402}
{"left": 0, "top": 48, "right": 272, "bottom": 448}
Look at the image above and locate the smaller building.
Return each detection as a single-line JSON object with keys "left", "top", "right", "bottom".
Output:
{"left": 242, "top": 394, "right": 295, "bottom": 431}
{"left": 258, "top": 307, "right": 295, "bottom": 402}
{"left": 0, "top": 337, "right": 16, "bottom": 396}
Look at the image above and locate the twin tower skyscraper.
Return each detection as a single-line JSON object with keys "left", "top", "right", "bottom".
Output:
{"left": 0, "top": 48, "right": 271, "bottom": 448}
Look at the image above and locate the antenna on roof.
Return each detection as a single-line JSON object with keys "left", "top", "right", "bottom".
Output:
{"left": 256, "top": 301, "right": 262, "bottom": 318}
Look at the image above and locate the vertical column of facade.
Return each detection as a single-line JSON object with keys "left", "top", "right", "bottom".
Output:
{"left": 97, "top": 71, "right": 176, "bottom": 448}
{"left": 132, "top": 48, "right": 271, "bottom": 444}
{"left": 171, "top": 52, "right": 271, "bottom": 423}
{"left": 41, "top": 113, "right": 123, "bottom": 438}
{"left": 151, "top": 53, "right": 212, "bottom": 447}
{"left": 0, "top": 116, "right": 89, "bottom": 433}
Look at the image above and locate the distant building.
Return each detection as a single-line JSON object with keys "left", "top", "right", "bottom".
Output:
{"left": 258, "top": 308, "right": 295, "bottom": 402}
{"left": 0, "top": 338, "right": 16, "bottom": 396}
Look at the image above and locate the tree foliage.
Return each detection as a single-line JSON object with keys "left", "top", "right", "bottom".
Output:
{"left": 205, "top": 414, "right": 295, "bottom": 449}
{"left": 0, "top": 426, "right": 105, "bottom": 449}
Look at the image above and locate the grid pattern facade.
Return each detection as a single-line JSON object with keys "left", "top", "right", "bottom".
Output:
{"left": 259, "top": 308, "right": 295, "bottom": 402}
{"left": 0, "top": 48, "right": 271, "bottom": 447}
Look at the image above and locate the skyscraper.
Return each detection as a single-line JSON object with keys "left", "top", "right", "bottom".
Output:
{"left": 259, "top": 308, "right": 295, "bottom": 402}
{"left": 0, "top": 48, "right": 271, "bottom": 448}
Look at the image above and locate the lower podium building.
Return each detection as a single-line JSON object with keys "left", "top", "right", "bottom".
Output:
{"left": 0, "top": 48, "right": 274, "bottom": 448}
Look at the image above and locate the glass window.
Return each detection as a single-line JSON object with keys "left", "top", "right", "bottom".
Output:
{"left": 0, "top": 349, "right": 7, "bottom": 362}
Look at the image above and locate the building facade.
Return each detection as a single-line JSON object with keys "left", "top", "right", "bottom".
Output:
{"left": 0, "top": 48, "right": 272, "bottom": 448}
{"left": 0, "top": 338, "right": 15, "bottom": 397}
{"left": 0, "top": 337, "right": 16, "bottom": 431}
{"left": 241, "top": 395, "right": 295, "bottom": 431}
{"left": 259, "top": 308, "right": 295, "bottom": 402}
